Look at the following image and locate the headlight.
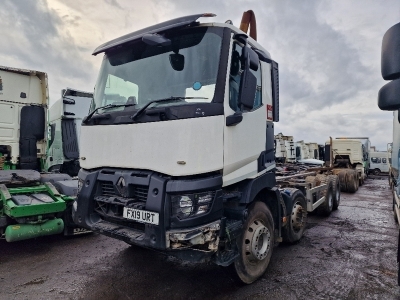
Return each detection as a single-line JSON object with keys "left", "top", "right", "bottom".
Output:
{"left": 171, "top": 191, "right": 215, "bottom": 219}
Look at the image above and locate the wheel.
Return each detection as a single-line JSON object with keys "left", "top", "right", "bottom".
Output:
{"left": 346, "top": 170, "right": 358, "bottom": 193}
{"left": 338, "top": 171, "right": 347, "bottom": 192}
{"left": 354, "top": 172, "right": 359, "bottom": 191}
{"left": 328, "top": 175, "right": 341, "bottom": 210}
{"left": 394, "top": 192, "right": 398, "bottom": 223}
{"left": 373, "top": 168, "right": 381, "bottom": 176}
{"left": 282, "top": 189, "right": 307, "bottom": 243}
{"left": 317, "top": 177, "right": 333, "bottom": 216}
{"left": 234, "top": 201, "right": 274, "bottom": 284}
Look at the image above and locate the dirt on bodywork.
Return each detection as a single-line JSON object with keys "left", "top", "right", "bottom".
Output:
{"left": 0, "top": 177, "right": 399, "bottom": 299}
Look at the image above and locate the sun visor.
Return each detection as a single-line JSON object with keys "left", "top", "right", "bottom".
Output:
{"left": 92, "top": 13, "right": 216, "bottom": 56}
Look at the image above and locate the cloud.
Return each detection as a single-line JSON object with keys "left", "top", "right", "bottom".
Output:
{"left": 0, "top": 0, "right": 398, "bottom": 150}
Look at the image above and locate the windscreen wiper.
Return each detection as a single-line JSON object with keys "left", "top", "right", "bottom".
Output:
{"left": 130, "top": 96, "right": 208, "bottom": 121}
{"left": 83, "top": 103, "right": 136, "bottom": 124}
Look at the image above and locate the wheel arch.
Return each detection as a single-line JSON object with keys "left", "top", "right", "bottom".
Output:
{"left": 251, "top": 187, "right": 282, "bottom": 239}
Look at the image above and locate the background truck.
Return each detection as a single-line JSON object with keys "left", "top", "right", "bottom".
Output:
{"left": 274, "top": 133, "right": 295, "bottom": 163}
{"left": 72, "top": 11, "right": 339, "bottom": 284}
{"left": 377, "top": 20, "right": 400, "bottom": 285}
{"left": 46, "top": 88, "right": 93, "bottom": 176}
{"left": 0, "top": 66, "right": 83, "bottom": 242}
{"left": 324, "top": 137, "right": 369, "bottom": 192}
{"left": 369, "top": 151, "right": 390, "bottom": 175}
{"left": 296, "top": 140, "right": 311, "bottom": 161}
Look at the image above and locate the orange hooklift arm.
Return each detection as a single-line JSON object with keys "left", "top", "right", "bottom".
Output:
{"left": 239, "top": 10, "right": 257, "bottom": 41}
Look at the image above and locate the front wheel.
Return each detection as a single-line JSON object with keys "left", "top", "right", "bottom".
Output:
{"left": 234, "top": 201, "right": 274, "bottom": 284}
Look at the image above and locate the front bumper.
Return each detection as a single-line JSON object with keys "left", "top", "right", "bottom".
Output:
{"left": 73, "top": 168, "right": 223, "bottom": 253}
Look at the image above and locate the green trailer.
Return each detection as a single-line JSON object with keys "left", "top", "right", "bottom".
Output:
{"left": 0, "top": 66, "right": 88, "bottom": 242}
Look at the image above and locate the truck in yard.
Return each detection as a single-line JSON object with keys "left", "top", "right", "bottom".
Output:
{"left": 369, "top": 151, "right": 389, "bottom": 175}
{"left": 324, "top": 137, "right": 369, "bottom": 192}
{"left": 46, "top": 88, "right": 93, "bottom": 176}
{"left": 0, "top": 66, "right": 86, "bottom": 242}
{"left": 377, "top": 21, "right": 400, "bottom": 285}
{"left": 274, "top": 133, "right": 295, "bottom": 163}
{"left": 72, "top": 11, "right": 340, "bottom": 283}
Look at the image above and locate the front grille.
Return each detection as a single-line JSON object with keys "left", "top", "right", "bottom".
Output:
{"left": 101, "top": 181, "right": 116, "bottom": 196}
{"left": 99, "top": 181, "right": 149, "bottom": 202}
{"left": 95, "top": 180, "right": 150, "bottom": 233}
{"left": 133, "top": 186, "right": 148, "bottom": 202}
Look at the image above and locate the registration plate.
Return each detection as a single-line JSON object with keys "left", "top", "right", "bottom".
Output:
{"left": 123, "top": 207, "right": 159, "bottom": 225}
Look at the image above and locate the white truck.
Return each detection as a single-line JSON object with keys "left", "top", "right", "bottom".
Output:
{"left": 369, "top": 151, "right": 390, "bottom": 175}
{"left": 0, "top": 66, "right": 84, "bottom": 241}
{"left": 46, "top": 88, "right": 93, "bottom": 176}
{"left": 308, "top": 142, "right": 319, "bottom": 160}
{"left": 296, "top": 140, "right": 311, "bottom": 161}
{"left": 377, "top": 21, "right": 400, "bottom": 285}
{"left": 324, "top": 138, "right": 369, "bottom": 192}
{"left": 72, "top": 12, "right": 339, "bottom": 283}
{"left": 274, "top": 133, "right": 295, "bottom": 163}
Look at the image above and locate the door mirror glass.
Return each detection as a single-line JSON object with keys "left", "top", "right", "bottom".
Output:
{"left": 378, "top": 78, "right": 400, "bottom": 110}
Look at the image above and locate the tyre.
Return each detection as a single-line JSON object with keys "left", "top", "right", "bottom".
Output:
{"left": 394, "top": 192, "right": 398, "bottom": 223}
{"left": 328, "top": 175, "right": 341, "bottom": 210}
{"left": 373, "top": 168, "right": 381, "bottom": 176}
{"left": 282, "top": 189, "right": 307, "bottom": 243}
{"left": 317, "top": 177, "right": 333, "bottom": 216}
{"left": 234, "top": 201, "right": 274, "bottom": 284}
{"left": 338, "top": 171, "right": 347, "bottom": 192}
{"left": 346, "top": 170, "right": 358, "bottom": 193}
{"left": 354, "top": 172, "right": 359, "bottom": 191}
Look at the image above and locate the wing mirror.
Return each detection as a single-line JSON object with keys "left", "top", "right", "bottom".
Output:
{"left": 238, "top": 47, "right": 259, "bottom": 109}
{"left": 378, "top": 22, "right": 400, "bottom": 111}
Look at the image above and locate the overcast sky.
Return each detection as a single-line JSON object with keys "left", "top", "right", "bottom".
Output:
{"left": 1, "top": 0, "right": 399, "bottom": 150}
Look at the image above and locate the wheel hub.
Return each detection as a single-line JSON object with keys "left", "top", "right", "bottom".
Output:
{"left": 244, "top": 220, "right": 271, "bottom": 261}
{"left": 291, "top": 202, "right": 305, "bottom": 231}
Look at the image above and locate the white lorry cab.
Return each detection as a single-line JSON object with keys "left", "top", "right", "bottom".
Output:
{"left": 46, "top": 88, "right": 93, "bottom": 176}
{"left": 72, "top": 12, "right": 340, "bottom": 284}
{"left": 369, "top": 151, "right": 390, "bottom": 175}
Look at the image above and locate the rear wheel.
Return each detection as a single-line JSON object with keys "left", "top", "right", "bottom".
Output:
{"left": 316, "top": 175, "right": 333, "bottom": 216}
{"left": 346, "top": 170, "right": 358, "bottom": 193}
{"left": 338, "top": 171, "right": 347, "bottom": 192}
{"left": 394, "top": 192, "right": 398, "bottom": 223}
{"left": 329, "top": 175, "right": 341, "bottom": 210}
{"left": 282, "top": 190, "right": 307, "bottom": 243}
{"left": 234, "top": 201, "right": 274, "bottom": 284}
{"left": 373, "top": 168, "right": 381, "bottom": 176}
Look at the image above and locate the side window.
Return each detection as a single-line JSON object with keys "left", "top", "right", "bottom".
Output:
{"left": 371, "top": 157, "right": 377, "bottom": 163}
{"left": 382, "top": 158, "right": 387, "bottom": 163}
{"left": 376, "top": 157, "right": 381, "bottom": 163}
{"left": 229, "top": 43, "right": 262, "bottom": 112}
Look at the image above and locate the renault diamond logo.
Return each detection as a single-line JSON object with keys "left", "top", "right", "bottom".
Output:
{"left": 117, "top": 177, "right": 125, "bottom": 188}
{"left": 116, "top": 177, "right": 126, "bottom": 195}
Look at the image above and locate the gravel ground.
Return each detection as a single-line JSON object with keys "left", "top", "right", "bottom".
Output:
{"left": 1, "top": 176, "right": 399, "bottom": 299}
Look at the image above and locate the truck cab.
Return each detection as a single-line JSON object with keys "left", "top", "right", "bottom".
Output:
{"left": 73, "top": 13, "right": 323, "bottom": 284}
{"left": 46, "top": 88, "right": 93, "bottom": 176}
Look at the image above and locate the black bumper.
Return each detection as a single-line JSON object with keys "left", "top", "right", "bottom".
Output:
{"left": 73, "top": 168, "right": 223, "bottom": 251}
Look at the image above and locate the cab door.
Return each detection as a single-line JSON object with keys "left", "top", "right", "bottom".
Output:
{"left": 222, "top": 40, "right": 269, "bottom": 187}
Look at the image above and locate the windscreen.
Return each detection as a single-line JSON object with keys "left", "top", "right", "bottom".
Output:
{"left": 92, "top": 27, "right": 223, "bottom": 113}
